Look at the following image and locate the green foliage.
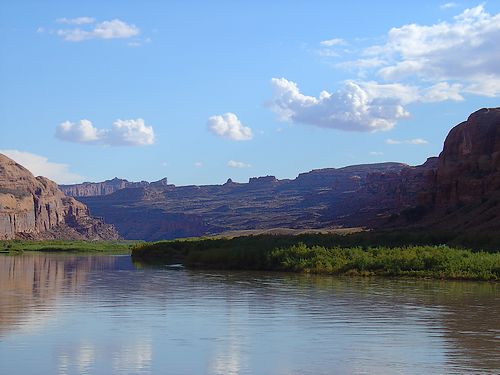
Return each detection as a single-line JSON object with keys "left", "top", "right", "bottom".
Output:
{"left": 132, "top": 234, "right": 500, "bottom": 280}
{"left": 0, "top": 240, "right": 137, "bottom": 254}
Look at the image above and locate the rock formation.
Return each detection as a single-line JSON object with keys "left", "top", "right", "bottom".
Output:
{"left": 59, "top": 177, "right": 169, "bottom": 197}
{"left": 74, "top": 162, "right": 415, "bottom": 240}
{"left": 435, "top": 108, "right": 500, "bottom": 208}
{"left": 422, "top": 107, "right": 500, "bottom": 232}
{"left": 0, "top": 154, "right": 120, "bottom": 240}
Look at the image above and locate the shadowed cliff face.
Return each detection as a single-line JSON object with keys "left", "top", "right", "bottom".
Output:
{"left": 0, "top": 154, "right": 120, "bottom": 240}
{"left": 436, "top": 108, "right": 500, "bottom": 208}
{"left": 418, "top": 107, "right": 500, "bottom": 232}
{"left": 77, "top": 163, "right": 422, "bottom": 240}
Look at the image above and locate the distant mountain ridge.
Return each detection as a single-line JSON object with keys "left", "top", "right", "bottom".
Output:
{"left": 60, "top": 177, "right": 169, "bottom": 197}
{"left": 61, "top": 108, "right": 499, "bottom": 241}
{"left": 69, "top": 161, "right": 423, "bottom": 241}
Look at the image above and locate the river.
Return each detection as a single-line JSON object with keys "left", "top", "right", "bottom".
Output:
{"left": 0, "top": 253, "right": 498, "bottom": 374}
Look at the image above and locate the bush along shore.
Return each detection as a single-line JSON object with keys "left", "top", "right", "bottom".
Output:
{"left": 131, "top": 234, "right": 500, "bottom": 281}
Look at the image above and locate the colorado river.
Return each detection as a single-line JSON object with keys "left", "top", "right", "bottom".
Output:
{"left": 0, "top": 254, "right": 498, "bottom": 374}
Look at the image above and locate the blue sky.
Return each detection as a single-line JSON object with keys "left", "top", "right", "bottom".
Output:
{"left": 1, "top": 0, "right": 499, "bottom": 185}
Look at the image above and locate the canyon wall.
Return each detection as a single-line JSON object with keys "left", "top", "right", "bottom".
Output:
{"left": 60, "top": 177, "right": 169, "bottom": 197}
{"left": 0, "top": 154, "right": 120, "bottom": 240}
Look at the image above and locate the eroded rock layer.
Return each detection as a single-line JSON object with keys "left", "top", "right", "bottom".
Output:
{"left": 0, "top": 154, "right": 119, "bottom": 240}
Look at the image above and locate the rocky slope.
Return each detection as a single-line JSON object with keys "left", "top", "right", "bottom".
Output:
{"left": 0, "top": 154, "right": 120, "bottom": 240}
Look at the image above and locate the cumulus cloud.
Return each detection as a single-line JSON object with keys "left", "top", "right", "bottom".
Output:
{"left": 320, "top": 38, "right": 346, "bottom": 47}
{"left": 56, "top": 18, "right": 139, "bottom": 41}
{"left": 227, "top": 160, "right": 251, "bottom": 168}
{"left": 268, "top": 77, "right": 410, "bottom": 132}
{"left": 440, "top": 2, "right": 459, "bottom": 10}
{"left": 56, "top": 120, "right": 101, "bottom": 143}
{"left": 56, "top": 119, "right": 155, "bottom": 146}
{"left": 273, "top": 8, "right": 499, "bottom": 132}
{"left": 386, "top": 138, "right": 429, "bottom": 145}
{"left": 0, "top": 149, "right": 83, "bottom": 184}
{"left": 364, "top": 5, "right": 500, "bottom": 97}
{"left": 207, "top": 113, "right": 253, "bottom": 141}
{"left": 56, "top": 17, "right": 95, "bottom": 25}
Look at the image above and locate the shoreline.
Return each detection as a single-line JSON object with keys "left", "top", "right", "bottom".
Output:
{"left": 131, "top": 234, "right": 500, "bottom": 281}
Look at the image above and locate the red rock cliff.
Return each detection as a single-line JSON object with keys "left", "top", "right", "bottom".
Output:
{"left": 0, "top": 153, "right": 120, "bottom": 240}
{"left": 435, "top": 108, "right": 500, "bottom": 208}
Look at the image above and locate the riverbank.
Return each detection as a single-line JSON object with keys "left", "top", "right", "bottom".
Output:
{"left": 0, "top": 240, "right": 137, "bottom": 254}
{"left": 131, "top": 234, "right": 500, "bottom": 280}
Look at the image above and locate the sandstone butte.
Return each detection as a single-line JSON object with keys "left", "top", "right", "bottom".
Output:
{"left": 2, "top": 107, "right": 499, "bottom": 241}
{"left": 0, "top": 154, "right": 119, "bottom": 240}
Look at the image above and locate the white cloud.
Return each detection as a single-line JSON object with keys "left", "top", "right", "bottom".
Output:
{"left": 194, "top": 162, "right": 203, "bottom": 168}
{"left": 268, "top": 77, "right": 410, "bottom": 132}
{"left": 107, "top": 119, "right": 155, "bottom": 145}
{"left": 0, "top": 149, "right": 83, "bottom": 184}
{"left": 440, "top": 2, "right": 459, "bottom": 10}
{"left": 56, "top": 120, "right": 102, "bottom": 143}
{"left": 336, "top": 57, "right": 387, "bottom": 69}
{"left": 56, "top": 119, "right": 155, "bottom": 146}
{"left": 56, "top": 18, "right": 139, "bottom": 41}
{"left": 207, "top": 113, "right": 253, "bottom": 141}
{"left": 227, "top": 160, "right": 251, "bottom": 168}
{"left": 360, "top": 81, "right": 420, "bottom": 104}
{"left": 421, "top": 82, "right": 464, "bottom": 102}
{"left": 365, "top": 5, "right": 500, "bottom": 97}
{"left": 369, "top": 151, "right": 384, "bottom": 156}
{"left": 386, "top": 138, "right": 429, "bottom": 145}
{"left": 273, "top": 8, "right": 498, "bottom": 132}
{"left": 320, "top": 38, "right": 346, "bottom": 47}
{"left": 56, "top": 17, "right": 95, "bottom": 25}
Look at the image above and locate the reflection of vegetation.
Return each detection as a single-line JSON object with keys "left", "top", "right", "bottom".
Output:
{"left": 0, "top": 240, "right": 137, "bottom": 254}
{"left": 132, "top": 234, "right": 500, "bottom": 280}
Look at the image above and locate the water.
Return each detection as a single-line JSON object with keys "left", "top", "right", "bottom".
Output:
{"left": 0, "top": 254, "right": 499, "bottom": 375}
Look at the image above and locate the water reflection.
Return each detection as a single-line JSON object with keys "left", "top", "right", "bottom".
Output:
{"left": 0, "top": 254, "right": 118, "bottom": 336}
{"left": 0, "top": 254, "right": 499, "bottom": 374}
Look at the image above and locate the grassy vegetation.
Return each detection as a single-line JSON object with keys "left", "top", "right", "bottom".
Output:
{"left": 0, "top": 240, "right": 137, "bottom": 254}
{"left": 131, "top": 234, "right": 500, "bottom": 280}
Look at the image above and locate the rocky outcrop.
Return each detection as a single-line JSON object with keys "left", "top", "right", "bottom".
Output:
{"left": 0, "top": 154, "right": 120, "bottom": 240}
{"left": 59, "top": 177, "right": 169, "bottom": 197}
{"left": 411, "top": 107, "right": 500, "bottom": 233}
{"left": 365, "top": 108, "right": 500, "bottom": 231}
{"left": 435, "top": 108, "right": 500, "bottom": 208}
